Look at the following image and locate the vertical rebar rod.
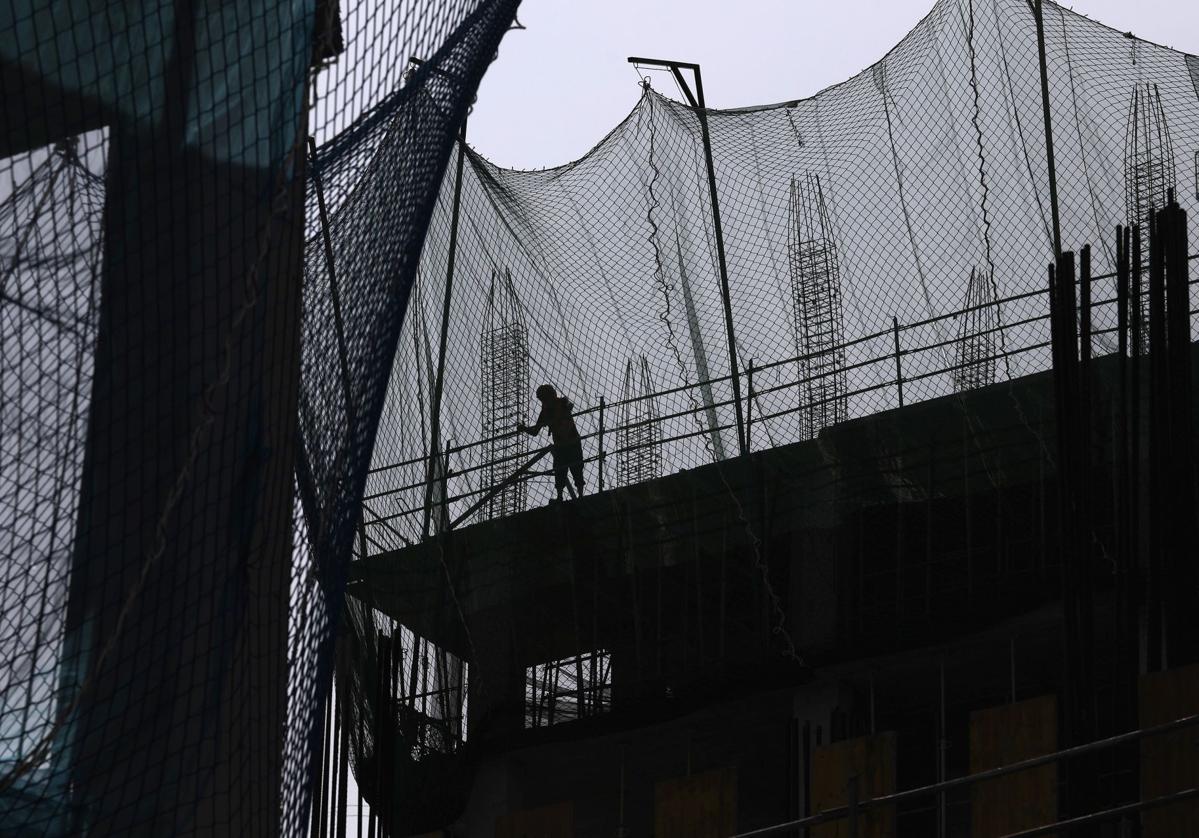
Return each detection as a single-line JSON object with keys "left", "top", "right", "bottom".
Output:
{"left": 424, "top": 120, "right": 468, "bottom": 540}
{"left": 1163, "top": 197, "right": 1196, "bottom": 664}
{"left": 336, "top": 669, "right": 350, "bottom": 838}
{"left": 1148, "top": 207, "right": 1166, "bottom": 670}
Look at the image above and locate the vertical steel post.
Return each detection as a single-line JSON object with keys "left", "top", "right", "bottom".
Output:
{"left": 1032, "top": 0, "right": 1063, "bottom": 259}
{"left": 424, "top": 119, "right": 468, "bottom": 540}
{"left": 690, "top": 66, "right": 747, "bottom": 457}
{"left": 938, "top": 659, "right": 946, "bottom": 838}
{"left": 847, "top": 774, "right": 859, "bottom": 838}
{"left": 892, "top": 316, "right": 904, "bottom": 408}
{"left": 628, "top": 57, "right": 746, "bottom": 456}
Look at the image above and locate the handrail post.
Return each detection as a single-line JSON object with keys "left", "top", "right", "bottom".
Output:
{"left": 746, "top": 360, "right": 755, "bottom": 452}
{"left": 598, "top": 397, "right": 606, "bottom": 493}
{"left": 892, "top": 316, "right": 904, "bottom": 408}
{"left": 438, "top": 443, "right": 452, "bottom": 533}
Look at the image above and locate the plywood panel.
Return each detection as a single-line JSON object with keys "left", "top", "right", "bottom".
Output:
{"left": 1139, "top": 664, "right": 1199, "bottom": 838}
{"left": 495, "top": 801, "right": 574, "bottom": 838}
{"left": 654, "top": 766, "right": 737, "bottom": 838}
{"left": 969, "top": 694, "right": 1057, "bottom": 838}
{"left": 810, "top": 732, "right": 896, "bottom": 838}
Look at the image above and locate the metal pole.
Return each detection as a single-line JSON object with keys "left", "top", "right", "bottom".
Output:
{"left": 336, "top": 667, "right": 350, "bottom": 838}
{"left": 424, "top": 119, "right": 468, "bottom": 540}
{"left": 847, "top": 775, "right": 859, "bottom": 838}
{"left": 692, "top": 66, "right": 747, "bottom": 457}
{"left": 892, "top": 317, "right": 904, "bottom": 408}
{"left": 938, "top": 659, "right": 946, "bottom": 838}
{"left": 628, "top": 57, "right": 746, "bottom": 456}
{"left": 1031, "top": 0, "right": 1062, "bottom": 259}
{"left": 598, "top": 397, "right": 606, "bottom": 492}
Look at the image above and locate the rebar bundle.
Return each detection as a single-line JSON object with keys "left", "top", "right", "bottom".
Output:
{"left": 481, "top": 269, "right": 529, "bottom": 519}
{"left": 788, "top": 173, "right": 848, "bottom": 441}
{"left": 617, "top": 356, "right": 663, "bottom": 487}
{"left": 955, "top": 267, "right": 999, "bottom": 391}
{"left": 1124, "top": 83, "right": 1176, "bottom": 352}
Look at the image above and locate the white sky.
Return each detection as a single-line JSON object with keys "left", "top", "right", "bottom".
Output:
{"left": 468, "top": 0, "right": 1199, "bottom": 170}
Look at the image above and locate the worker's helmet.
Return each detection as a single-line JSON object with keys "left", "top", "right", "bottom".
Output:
{"left": 536, "top": 384, "right": 556, "bottom": 402}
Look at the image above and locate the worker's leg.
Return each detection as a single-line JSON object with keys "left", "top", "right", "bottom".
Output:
{"left": 570, "top": 453, "right": 585, "bottom": 496}
{"left": 553, "top": 450, "right": 567, "bottom": 502}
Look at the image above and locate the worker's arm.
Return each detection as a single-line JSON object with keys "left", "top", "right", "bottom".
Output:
{"left": 517, "top": 406, "right": 548, "bottom": 436}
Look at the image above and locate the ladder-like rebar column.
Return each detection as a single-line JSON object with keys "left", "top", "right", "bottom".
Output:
{"left": 787, "top": 172, "right": 847, "bottom": 440}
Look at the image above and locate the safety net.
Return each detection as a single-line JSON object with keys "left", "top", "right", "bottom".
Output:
{"left": 4, "top": 0, "right": 1199, "bottom": 834}
{"left": 0, "top": 0, "right": 518, "bottom": 834}
{"left": 364, "top": 0, "right": 1199, "bottom": 547}
{"left": 333, "top": 0, "right": 1199, "bottom": 833}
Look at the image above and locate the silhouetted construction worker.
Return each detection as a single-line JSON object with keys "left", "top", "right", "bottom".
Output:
{"left": 518, "top": 384, "right": 585, "bottom": 502}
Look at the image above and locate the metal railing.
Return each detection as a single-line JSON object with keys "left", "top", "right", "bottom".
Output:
{"left": 360, "top": 255, "right": 1197, "bottom": 552}
{"left": 731, "top": 712, "right": 1199, "bottom": 838}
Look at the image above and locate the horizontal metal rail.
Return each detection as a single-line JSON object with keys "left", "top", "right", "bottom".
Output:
{"left": 730, "top": 712, "right": 1199, "bottom": 837}
{"left": 361, "top": 258, "right": 1199, "bottom": 543}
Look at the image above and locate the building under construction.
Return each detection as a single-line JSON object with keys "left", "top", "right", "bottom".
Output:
{"left": 3, "top": 0, "right": 1199, "bottom": 836}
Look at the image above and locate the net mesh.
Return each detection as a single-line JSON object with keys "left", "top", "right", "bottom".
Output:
{"left": 346, "top": 1, "right": 1199, "bottom": 829}
{"left": 364, "top": 0, "right": 1199, "bottom": 548}
{"left": 1, "top": 0, "right": 518, "bottom": 833}
{"left": 4, "top": 0, "right": 1199, "bottom": 834}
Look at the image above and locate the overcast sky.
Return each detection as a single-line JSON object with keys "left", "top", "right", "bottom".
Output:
{"left": 467, "top": 0, "right": 1199, "bottom": 170}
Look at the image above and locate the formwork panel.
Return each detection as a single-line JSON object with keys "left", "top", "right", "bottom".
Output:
{"left": 495, "top": 801, "right": 574, "bottom": 838}
{"left": 969, "top": 694, "right": 1057, "bottom": 838}
{"left": 1139, "top": 664, "right": 1199, "bottom": 837}
{"left": 654, "top": 766, "right": 737, "bottom": 838}
{"left": 810, "top": 732, "right": 896, "bottom": 838}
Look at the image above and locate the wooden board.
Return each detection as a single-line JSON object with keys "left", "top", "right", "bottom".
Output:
{"left": 969, "top": 694, "right": 1057, "bottom": 838}
{"left": 495, "top": 801, "right": 574, "bottom": 838}
{"left": 654, "top": 766, "right": 737, "bottom": 838}
{"left": 1139, "top": 664, "right": 1199, "bottom": 837}
{"left": 810, "top": 732, "right": 896, "bottom": 838}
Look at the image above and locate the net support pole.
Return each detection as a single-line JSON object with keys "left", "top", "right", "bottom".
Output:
{"left": 1031, "top": 0, "right": 1062, "bottom": 259}
{"left": 424, "top": 119, "right": 468, "bottom": 540}
{"left": 628, "top": 57, "right": 747, "bottom": 457}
